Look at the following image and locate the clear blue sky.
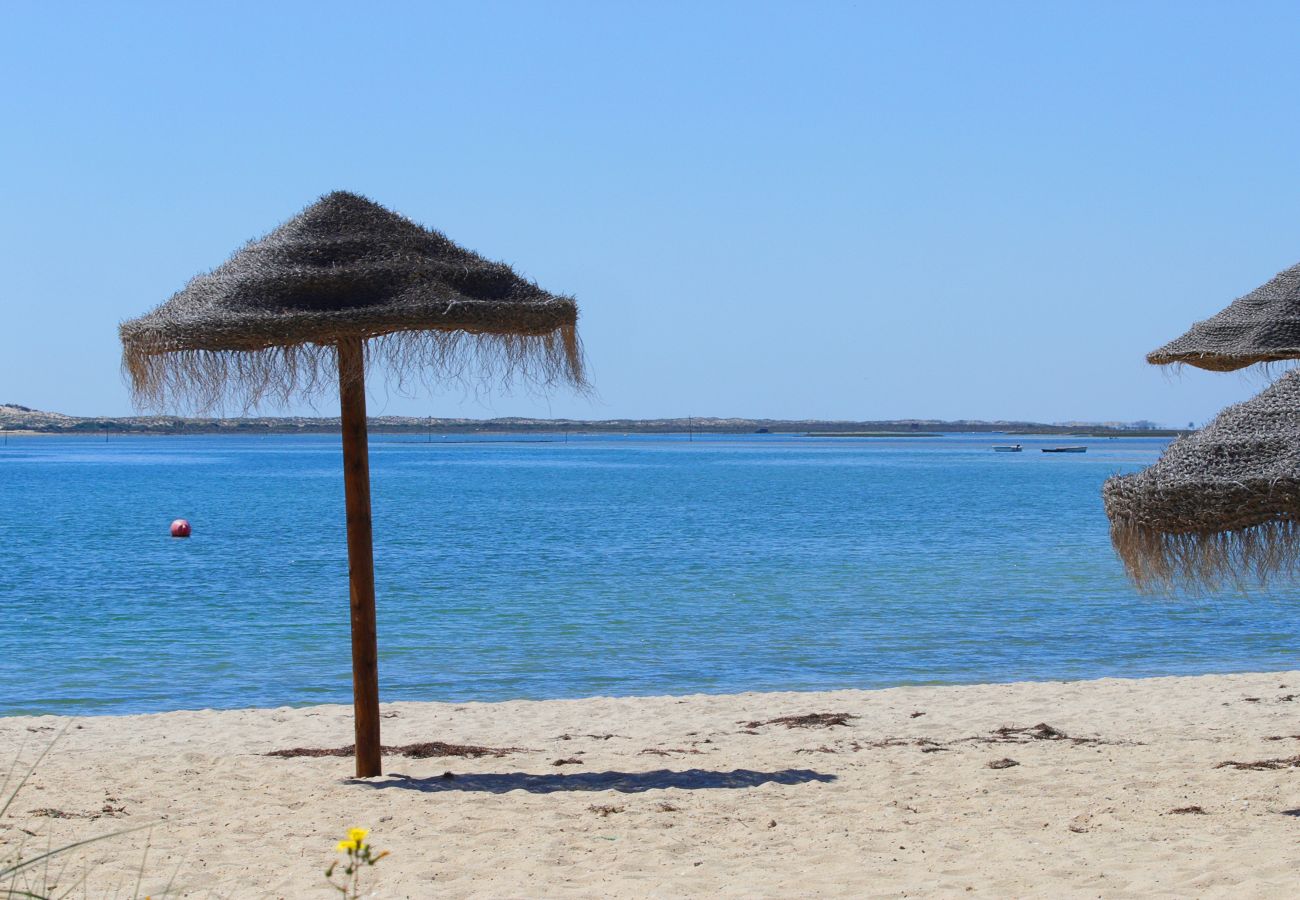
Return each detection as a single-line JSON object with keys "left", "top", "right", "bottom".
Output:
{"left": 3, "top": 1, "right": 1298, "bottom": 425}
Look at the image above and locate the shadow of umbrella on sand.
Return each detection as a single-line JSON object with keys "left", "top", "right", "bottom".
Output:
{"left": 119, "top": 191, "right": 586, "bottom": 776}
{"left": 1105, "top": 258, "right": 1300, "bottom": 592}
{"left": 348, "top": 768, "right": 838, "bottom": 794}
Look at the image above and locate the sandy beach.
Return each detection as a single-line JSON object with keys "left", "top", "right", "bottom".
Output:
{"left": 4, "top": 671, "right": 1300, "bottom": 897}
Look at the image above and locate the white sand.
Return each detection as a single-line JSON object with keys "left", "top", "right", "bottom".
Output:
{"left": 4, "top": 672, "right": 1300, "bottom": 898}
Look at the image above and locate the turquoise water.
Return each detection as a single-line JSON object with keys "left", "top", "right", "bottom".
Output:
{"left": 1, "top": 433, "right": 1295, "bottom": 716}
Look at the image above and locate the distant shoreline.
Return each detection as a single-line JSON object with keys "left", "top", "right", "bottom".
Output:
{"left": 0, "top": 405, "right": 1187, "bottom": 438}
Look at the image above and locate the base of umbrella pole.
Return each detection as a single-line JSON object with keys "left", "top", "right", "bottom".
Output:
{"left": 337, "top": 336, "right": 382, "bottom": 778}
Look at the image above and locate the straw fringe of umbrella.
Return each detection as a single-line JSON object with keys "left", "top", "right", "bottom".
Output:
{"left": 123, "top": 326, "right": 581, "bottom": 413}
{"left": 1105, "top": 479, "right": 1300, "bottom": 592}
{"left": 1104, "top": 366, "right": 1300, "bottom": 592}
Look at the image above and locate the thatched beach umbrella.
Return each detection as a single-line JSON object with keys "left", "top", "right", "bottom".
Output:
{"left": 1148, "top": 261, "right": 1300, "bottom": 371}
{"left": 121, "top": 191, "right": 585, "bottom": 776}
{"left": 1102, "top": 370, "right": 1300, "bottom": 591}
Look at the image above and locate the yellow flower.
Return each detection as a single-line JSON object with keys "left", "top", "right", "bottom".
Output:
{"left": 347, "top": 828, "right": 369, "bottom": 844}
{"left": 337, "top": 839, "right": 358, "bottom": 853}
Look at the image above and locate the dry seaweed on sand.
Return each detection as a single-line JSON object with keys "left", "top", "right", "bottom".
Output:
{"left": 394, "top": 741, "right": 530, "bottom": 759}
{"left": 987, "top": 758, "right": 1020, "bottom": 769}
{"left": 859, "top": 737, "right": 942, "bottom": 750}
{"left": 267, "top": 741, "right": 528, "bottom": 759}
{"left": 588, "top": 805, "right": 623, "bottom": 817}
{"left": 828, "top": 724, "right": 1112, "bottom": 755}
{"left": 26, "top": 802, "right": 127, "bottom": 821}
{"left": 793, "top": 736, "right": 946, "bottom": 754}
{"left": 995, "top": 723, "right": 1069, "bottom": 740}
{"left": 27, "top": 808, "right": 83, "bottom": 820}
{"left": 1215, "top": 754, "right": 1300, "bottom": 771}
{"left": 743, "top": 713, "right": 857, "bottom": 729}
{"left": 552, "top": 757, "right": 584, "bottom": 766}
{"left": 1169, "top": 806, "right": 1208, "bottom": 814}
{"left": 969, "top": 723, "right": 1107, "bottom": 746}
{"left": 557, "top": 733, "right": 624, "bottom": 741}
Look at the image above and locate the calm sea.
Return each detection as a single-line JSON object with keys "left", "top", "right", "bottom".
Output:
{"left": 0, "top": 433, "right": 1295, "bottom": 716}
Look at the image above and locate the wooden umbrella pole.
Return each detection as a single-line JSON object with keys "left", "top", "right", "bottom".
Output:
{"left": 337, "top": 336, "right": 382, "bottom": 777}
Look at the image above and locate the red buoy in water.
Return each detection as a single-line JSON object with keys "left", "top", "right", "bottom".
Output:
{"left": 170, "top": 518, "right": 192, "bottom": 538}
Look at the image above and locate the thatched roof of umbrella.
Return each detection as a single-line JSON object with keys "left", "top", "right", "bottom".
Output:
{"left": 1103, "top": 370, "right": 1300, "bottom": 591}
{"left": 121, "top": 190, "right": 584, "bottom": 411}
{"left": 1148, "top": 261, "right": 1300, "bottom": 372}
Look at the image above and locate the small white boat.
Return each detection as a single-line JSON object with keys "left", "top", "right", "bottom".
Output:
{"left": 993, "top": 444, "right": 1023, "bottom": 452}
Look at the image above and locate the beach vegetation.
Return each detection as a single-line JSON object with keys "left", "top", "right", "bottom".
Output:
{"left": 2, "top": 726, "right": 158, "bottom": 898}
{"left": 325, "top": 826, "right": 387, "bottom": 898}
